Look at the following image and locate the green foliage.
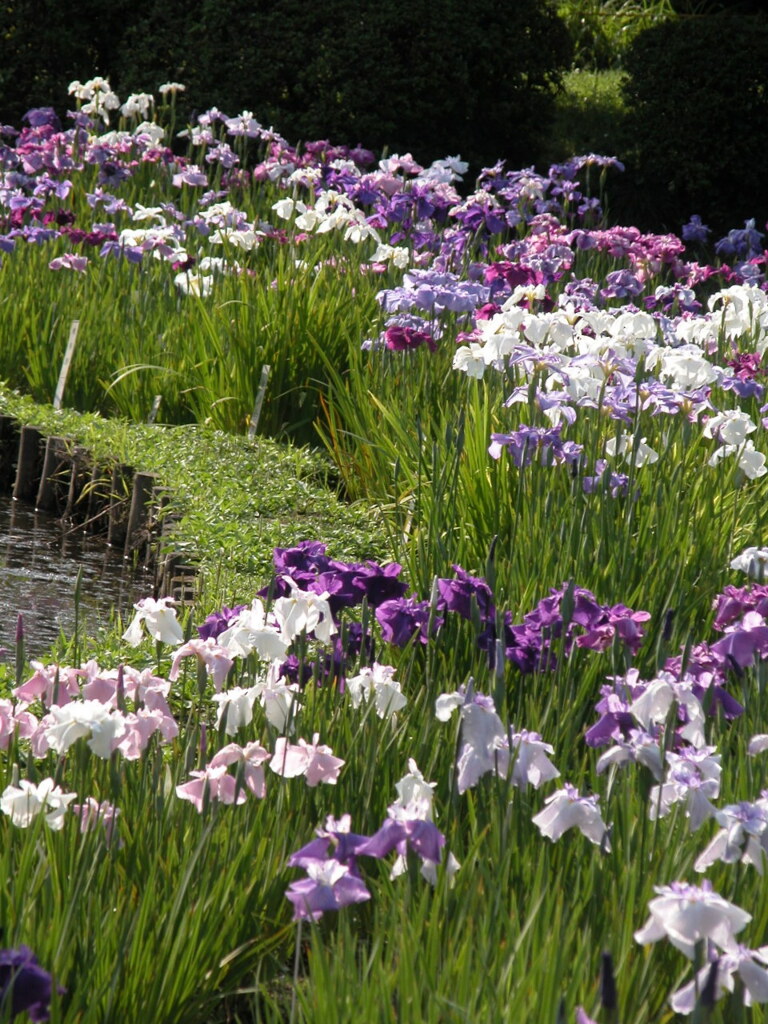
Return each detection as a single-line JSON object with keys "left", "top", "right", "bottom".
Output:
{"left": 539, "top": 69, "right": 626, "bottom": 167}
{"left": 618, "top": 12, "right": 768, "bottom": 234}
{"left": 556, "top": 0, "right": 676, "bottom": 70}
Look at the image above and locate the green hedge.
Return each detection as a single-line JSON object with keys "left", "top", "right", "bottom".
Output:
{"left": 0, "top": 0, "right": 142, "bottom": 123}
{"left": 112, "top": 0, "right": 573, "bottom": 170}
{"left": 617, "top": 12, "right": 768, "bottom": 235}
{"left": 1, "top": 0, "right": 572, "bottom": 172}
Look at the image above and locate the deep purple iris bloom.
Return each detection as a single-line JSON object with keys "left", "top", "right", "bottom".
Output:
{"left": 436, "top": 566, "right": 495, "bottom": 623}
{"left": 0, "top": 946, "right": 60, "bottom": 1022}
{"left": 384, "top": 324, "right": 437, "bottom": 353}
{"left": 376, "top": 596, "right": 441, "bottom": 646}
{"left": 349, "top": 562, "right": 408, "bottom": 608}
{"left": 197, "top": 604, "right": 247, "bottom": 641}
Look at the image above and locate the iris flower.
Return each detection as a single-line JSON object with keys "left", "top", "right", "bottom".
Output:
{"left": 285, "top": 859, "right": 371, "bottom": 921}
{"left": 634, "top": 881, "right": 751, "bottom": 958}
{"left": 532, "top": 784, "right": 610, "bottom": 849}
{"left": 122, "top": 597, "right": 184, "bottom": 647}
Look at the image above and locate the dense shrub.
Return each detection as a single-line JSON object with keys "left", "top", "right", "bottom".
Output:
{"left": 617, "top": 13, "right": 768, "bottom": 234}
{"left": 114, "top": 0, "right": 573, "bottom": 170}
{"left": 1, "top": 0, "right": 572, "bottom": 172}
{"left": 0, "top": 0, "right": 144, "bottom": 124}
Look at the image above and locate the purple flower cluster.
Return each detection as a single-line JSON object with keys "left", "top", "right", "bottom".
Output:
{"left": 260, "top": 540, "right": 408, "bottom": 614}
{"left": 582, "top": 459, "right": 632, "bottom": 498}
{"left": 504, "top": 584, "right": 650, "bottom": 672}
{"left": 712, "top": 583, "right": 768, "bottom": 631}
{"left": 489, "top": 424, "right": 584, "bottom": 469}
{"left": 436, "top": 568, "right": 650, "bottom": 674}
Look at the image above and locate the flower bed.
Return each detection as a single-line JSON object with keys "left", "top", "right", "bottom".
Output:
{"left": 2, "top": 78, "right": 768, "bottom": 1022}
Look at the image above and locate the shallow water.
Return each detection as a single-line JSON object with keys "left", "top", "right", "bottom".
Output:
{"left": 0, "top": 493, "right": 155, "bottom": 655}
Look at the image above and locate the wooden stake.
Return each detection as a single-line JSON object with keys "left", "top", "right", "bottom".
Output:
{"left": 248, "top": 364, "right": 271, "bottom": 438}
{"left": 147, "top": 395, "right": 162, "bottom": 424}
{"left": 53, "top": 320, "right": 80, "bottom": 410}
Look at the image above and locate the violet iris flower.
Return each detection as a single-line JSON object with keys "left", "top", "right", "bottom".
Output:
{"left": 0, "top": 946, "right": 60, "bottom": 1022}
{"left": 197, "top": 604, "right": 247, "bottom": 641}
{"left": 285, "top": 859, "right": 371, "bottom": 921}
{"left": 357, "top": 813, "right": 445, "bottom": 867}
{"left": 436, "top": 566, "right": 496, "bottom": 622}
{"left": 681, "top": 215, "right": 711, "bottom": 245}
{"left": 376, "top": 596, "right": 440, "bottom": 646}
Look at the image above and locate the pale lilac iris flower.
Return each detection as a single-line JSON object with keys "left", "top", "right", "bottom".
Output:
{"left": 532, "top": 783, "right": 610, "bottom": 849}
{"left": 694, "top": 799, "right": 768, "bottom": 873}
{"left": 670, "top": 944, "right": 768, "bottom": 1012}
{"left": 270, "top": 734, "right": 344, "bottom": 787}
{"left": 169, "top": 637, "right": 234, "bottom": 690}
{"left": 634, "top": 881, "right": 751, "bottom": 959}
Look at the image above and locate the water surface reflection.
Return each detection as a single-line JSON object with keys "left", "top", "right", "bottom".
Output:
{"left": 0, "top": 494, "right": 155, "bottom": 654}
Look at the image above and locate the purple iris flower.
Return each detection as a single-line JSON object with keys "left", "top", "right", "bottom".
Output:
{"left": 311, "top": 569, "right": 366, "bottom": 613}
{"left": 285, "top": 860, "right": 371, "bottom": 921}
{"left": 600, "top": 269, "right": 644, "bottom": 300}
{"left": 22, "top": 107, "right": 60, "bottom": 130}
{"left": 0, "top": 946, "right": 61, "bottom": 1022}
{"left": 583, "top": 460, "right": 631, "bottom": 498}
{"left": 274, "top": 541, "right": 330, "bottom": 576}
{"left": 681, "top": 214, "right": 711, "bottom": 245}
{"left": 490, "top": 425, "right": 584, "bottom": 469}
{"left": 436, "top": 566, "right": 495, "bottom": 622}
{"left": 349, "top": 562, "right": 408, "bottom": 608}
{"left": 358, "top": 816, "right": 445, "bottom": 866}
{"left": 715, "top": 219, "right": 764, "bottom": 260}
{"left": 712, "top": 585, "right": 768, "bottom": 631}
{"left": 197, "top": 604, "right": 247, "bottom": 641}
{"left": 288, "top": 819, "right": 370, "bottom": 870}
{"left": 376, "top": 596, "right": 440, "bottom": 646}
{"left": 711, "top": 628, "right": 768, "bottom": 670}
{"left": 384, "top": 324, "right": 437, "bottom": 353}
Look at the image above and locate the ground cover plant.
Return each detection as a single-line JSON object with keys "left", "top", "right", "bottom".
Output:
{"left": 2, "top": 78, "right": 768, "bottom": 1023}
{"left": 0, "top": 386, "right": 383, "bottom": 607}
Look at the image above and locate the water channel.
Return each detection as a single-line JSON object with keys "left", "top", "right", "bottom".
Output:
{"left": 0, "top": 493, "right": 155, "bottom": 655}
